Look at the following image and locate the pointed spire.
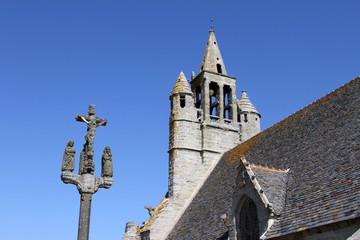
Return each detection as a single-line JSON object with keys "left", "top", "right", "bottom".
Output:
{"left": 171, "top": 71, "right": 192, "bottom": 95}
{"left": 237, "top": 91, "right": 259, "bottom": 114}
{"left": 199, "top": 29, "right": 227, "bottom": 75}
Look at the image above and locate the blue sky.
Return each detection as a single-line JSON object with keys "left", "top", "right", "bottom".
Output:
{"left": 0, "top": 1, "right": 359, "bottom": 239}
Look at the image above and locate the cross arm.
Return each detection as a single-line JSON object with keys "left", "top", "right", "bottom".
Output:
{"left": 75, "top": 114, "right": 89, "bottom": 123}
{"left": 96, "top": 117, "right": 107, "bottom": 127}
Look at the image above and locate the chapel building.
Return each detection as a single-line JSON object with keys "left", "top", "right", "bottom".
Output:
{"left": 122, "top": 28, "right": 360, "bottom": 240}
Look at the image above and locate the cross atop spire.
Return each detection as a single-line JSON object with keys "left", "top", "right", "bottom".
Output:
{"left": 210, "top": 18, "right": 215, "bottom": 32}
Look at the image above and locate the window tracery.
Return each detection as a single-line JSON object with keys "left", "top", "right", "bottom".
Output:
{"left": 238, "top": 198, "right": 259, "bottom": 240}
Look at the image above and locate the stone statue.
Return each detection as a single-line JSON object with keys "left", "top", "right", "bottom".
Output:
{"left": 101, "top": 146, "right": 113, "bottom": 177}
{"left": 78, "top": 142, "right": 95, "bottom": 175}
{"left": 62, "top": 140, "right": 76, "bottom": 172}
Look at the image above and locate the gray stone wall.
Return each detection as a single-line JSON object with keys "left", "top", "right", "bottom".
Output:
{"left": 168, "top": 120, "right": 201, "bottom": 151}
{"left": 202, "top": 123, "right": 240, "bottom": 153}
{"left": 168, "top": 149, "right": 202, "bottom": 195}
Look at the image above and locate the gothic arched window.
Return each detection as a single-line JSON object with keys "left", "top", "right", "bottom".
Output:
{"left": 180, "top": 94, "right": 186, "bottom": 108}
{"left": 217, "top": 63, "right": 223, "bottom": 73}
{"left": 238, "top": 198, "right": 259, "bottom": 240}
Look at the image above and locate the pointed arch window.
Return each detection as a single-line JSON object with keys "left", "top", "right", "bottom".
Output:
{"left": 209, "top": 82, "right": 220, "bottom": 121}
{"left": 180, "top": 94, "right": 186, "bottom": 108}
{"left": 216, "top": 64, "right": 223, "bottom": 74}
{"left": 223, "top": 85, "right": 232, "bottom": 122}
{"left": 237, "top": 198, "right": 259, "bottom": 240}
{"left": 195, "top": 86, "right": 202, "bottom": 109}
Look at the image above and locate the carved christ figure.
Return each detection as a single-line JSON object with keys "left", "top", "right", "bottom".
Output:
{"left": 75, "top": 105, "right": 107, "bottom": 175}
{"left": 76, "top": 104, "right": 107, "bottom": 152}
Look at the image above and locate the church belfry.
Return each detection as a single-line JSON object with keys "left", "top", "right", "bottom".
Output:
{"left": 191, "top": 28, "right": 238, "bottom": 126}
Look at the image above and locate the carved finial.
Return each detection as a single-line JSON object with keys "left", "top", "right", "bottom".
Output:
{"left": 88, "top": 104, "right": 96, "bottom": 115}
{"left": 145, "top": 205, "right": 156, "bottom": 217}
{"left": 210, "top": 18, "right": 215, "bottom": 31}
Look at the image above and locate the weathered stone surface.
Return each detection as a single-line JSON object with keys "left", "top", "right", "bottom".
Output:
{"left": 62, "top": 140, "right": 76, "bottom": 172}
{"left": 61, "top": 105, "right": 113, "bottom": 240}
{"left": 122, "top": 222, "right": 137, "bottom": 240}
{"left": 76, "top": 104, "right": 107, "bottom": 175}
{"left": 101, "top": 146, "right": 113, "bottom": 177}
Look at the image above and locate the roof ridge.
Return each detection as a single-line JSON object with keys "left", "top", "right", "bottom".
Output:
{"left": 249, "top": 163, "right": 290, "bottom": 173}
{"left": 261, "top": 76, "right": 360, "bottom": 136}
{"left": 228, "top": 75, "right": 360, "bottom": 160}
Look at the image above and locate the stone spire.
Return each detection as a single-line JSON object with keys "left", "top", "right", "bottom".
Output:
{"left": 238, "top": 90, "right": 260, "bottom": 115}
{"left": 199, "top": 29, "right": 227, "bottom": 75}
{"left": 171, "top": 71, "right": 192, "bottom": 95}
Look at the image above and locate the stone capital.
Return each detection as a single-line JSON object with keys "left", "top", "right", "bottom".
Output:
{"left": 61, "top": 171, "right": 113, "bottom": 194}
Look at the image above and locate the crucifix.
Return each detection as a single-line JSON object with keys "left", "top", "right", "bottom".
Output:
{"left": 61, "top": 105, "right": 113, "bottom": 240}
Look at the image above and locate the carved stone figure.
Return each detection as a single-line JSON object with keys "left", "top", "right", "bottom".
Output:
{"left": 62, "top": 140, "right": 76, "bottom": 172}
{"left": 79, "top": 143, "right": 85, "bottom": 175}
{"left": 76, "top": 105, "right": 107, "bottom": 155}
{"left": 101, "top": 146, "right": 113, "bottom": 177}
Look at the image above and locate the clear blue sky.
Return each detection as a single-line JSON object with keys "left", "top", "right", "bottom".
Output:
{"left": 0, "top": 1, "right": 359, "bottom": 239}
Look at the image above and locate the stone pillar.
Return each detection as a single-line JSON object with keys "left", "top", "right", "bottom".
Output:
{"left": 219, "top": 83, "right": 224, "bottom": 123}
{"left": 231, "top": 86, "right": 238, "bottom": 126}
{"left": 202, "top": 78, "right": 210, "bottom": 122}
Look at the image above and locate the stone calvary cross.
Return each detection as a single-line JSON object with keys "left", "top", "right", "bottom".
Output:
{"left": 61, "top": 105, "right": 113, "bottom": 240}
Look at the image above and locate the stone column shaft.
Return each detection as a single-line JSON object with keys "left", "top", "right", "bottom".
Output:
{"left": 202, "top": 79, "right": 210, "bottom": 122}
{"left": 78, "top": 193, "right": 92, "bottom": 240}
{"left": 231, "top": 86, "right": 237, "bottom": 125}
{"left": 219, "top": 83, "right": 224, "bottom": 122}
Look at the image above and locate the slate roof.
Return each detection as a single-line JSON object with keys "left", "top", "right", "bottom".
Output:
{"left": 167, "top": 76, "right": 360, "bottom": 239}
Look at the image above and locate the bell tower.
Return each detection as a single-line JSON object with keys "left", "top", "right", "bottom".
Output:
{"left": 167, "top": 28, "right": 261, "bottom": 198}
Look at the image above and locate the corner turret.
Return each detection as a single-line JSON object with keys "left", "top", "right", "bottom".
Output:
{"left": 238, "top": 90, "right": 261, "bottom": 140}
{"left": 170, "top": 71, "right": 197, "bottom": 122}
{"left": 168, "top": 71, "right": 201, "bottom": 197}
